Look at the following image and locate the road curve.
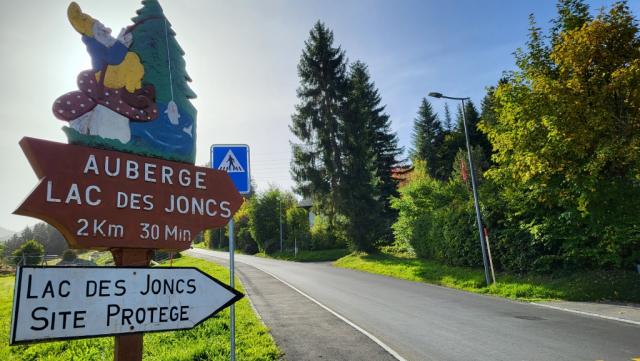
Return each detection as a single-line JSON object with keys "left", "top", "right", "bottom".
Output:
{"left": 188, "top": 248, "right": 639, "bottom": 361}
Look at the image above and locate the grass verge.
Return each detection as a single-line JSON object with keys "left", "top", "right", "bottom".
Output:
{"left": 258, "top": 248, "right": 349, "bottom": 262}
{"left": 1, "top": 256, "right": 280, "bottom": 360}
{"left": 94, "top": 251, "right": 114, "bottom": 266}
{"left": 334, "top": 252, "right": 640, "bottom": 302}
{"left": 192, "top": 242, "right": 208, "bottom": 250}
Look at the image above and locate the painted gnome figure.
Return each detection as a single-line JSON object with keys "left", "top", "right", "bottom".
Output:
{"left": 51, "top": 1, "right": 197, "bottom": 164}
{"left": 53, "top": 2, "right": 158, "bottom": 144}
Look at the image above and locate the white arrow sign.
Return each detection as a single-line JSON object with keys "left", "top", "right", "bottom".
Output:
{"left": 10, "top": 266, "right": 243, "bottom": 344}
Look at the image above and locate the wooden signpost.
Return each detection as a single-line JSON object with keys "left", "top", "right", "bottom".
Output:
{"left": 13, "top": 138, "right": 245, "bottom": 359}
{"left": 10, "top": 2, "right": 244, "bottom": 360}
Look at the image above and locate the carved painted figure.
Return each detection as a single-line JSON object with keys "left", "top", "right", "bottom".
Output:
{"left": 52, "top": 1, "right": 197, "bottom": 164}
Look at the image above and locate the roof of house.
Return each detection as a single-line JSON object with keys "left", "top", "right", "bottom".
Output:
{"left": 391, "top": 165, "right": 414, "bottom": 187}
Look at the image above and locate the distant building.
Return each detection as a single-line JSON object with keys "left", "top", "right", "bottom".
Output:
{"left": 298, "top": 198, "right": 315, "bottom": 227}
{"left": 391, "top": 165, "right": 414, "bottom": 188}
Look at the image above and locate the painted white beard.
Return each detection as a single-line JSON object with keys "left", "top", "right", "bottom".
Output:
{"left": 69, "top": 105, "right": 131, "bottom": 144}
{"left": 93, "top": 22, "right": 117, "bottom": 47}
{"left": 95, "top": 32, "right": 117, "bottom": 47}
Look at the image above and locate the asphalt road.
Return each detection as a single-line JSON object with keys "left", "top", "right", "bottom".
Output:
{"left": 188, "top": 248, "right": 639, "bottom": 361}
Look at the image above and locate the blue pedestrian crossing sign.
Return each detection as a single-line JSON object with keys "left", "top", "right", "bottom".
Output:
{"left": 211, "top": 145, "right": 251, "bottom": 195}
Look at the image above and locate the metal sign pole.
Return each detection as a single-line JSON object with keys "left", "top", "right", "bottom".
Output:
{"left": 229, "top": 219, "right": 236, "bottom": 361}
{"left": 211, "top": 144, "right": 250, "bottom": 361}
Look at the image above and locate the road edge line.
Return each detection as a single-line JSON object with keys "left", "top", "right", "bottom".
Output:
{"left": 190, "top": 249, "right": 407, "bottom": 361}
{"left": 531, "top": 302, "right": 640, "bottom": 326}
{"left": 187, "top": 250, "right": 265, "bottom": 322}
{"left": 253, "top": 265, "right": 408, "bottom": 361}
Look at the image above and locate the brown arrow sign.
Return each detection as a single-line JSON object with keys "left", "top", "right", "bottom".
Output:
{"left": 15, "top": 137, "right": 243, "bottom": 251}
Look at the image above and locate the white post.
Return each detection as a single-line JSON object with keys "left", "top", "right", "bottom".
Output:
{"left": 229, "top": 219, "right": 235, "bottom": 361}
{"left": 484, "top": 227, "right": 497, "bottom": 284}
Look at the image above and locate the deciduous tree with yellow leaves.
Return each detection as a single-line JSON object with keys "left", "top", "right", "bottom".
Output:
{"left": 480, "top": 0, "right": 640, "bottom": 270}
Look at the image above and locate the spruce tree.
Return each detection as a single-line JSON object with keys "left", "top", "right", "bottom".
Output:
{"left": 518, "top": 14, "right": 553, "bottom": 75}
{"left": 410, "top": 98, "right": 444, "bottom": 179}
{"left": 358, "top": 64, "right": 403, "bottom": 242}
{"left": 455, "top": 100, "right": 491, "bottom": 166}
{"left": 340, "top": 61, "right": 380, "bottom": 251}
{"left": 437, "top": 103, "right": 461, "bottom": 180}
{"left": 290, "top": 22, "right": 348, "bottom": 230}
{"left": 443, "top": 103, "right": 453, "bottom": 131}
{"left": 131, "top": 0, "right": 196, "bottom": 116}
{"left": 551, "top": 0, "right": 592, "bottom": 44}
{"left": 455, "top": 100, "right": 479, "bottom": 135}
{"left": 479, "top": 88, "right": 498, "bottom": 161}
{"left": 339, "top": 61, "right": 403, "bottom": 249}
{"left": 130, "top": 0, "right": 197, "bottom": 163}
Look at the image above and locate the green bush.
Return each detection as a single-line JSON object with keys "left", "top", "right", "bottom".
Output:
{"left": 393, "top": 151, "right": 640, "bottom": 273}
{"left": 249, "top": 188, "right": 297, "bottom": 253}
{"left": 12, "top": 240, "right": 45, "bottom": 266}
{"left": 62, "top": 249, "right": 77, "bottom": 262}
{"left": 309, "top": 214, "right": 347, "bottom": 250}
{"left": 205, "top": 198, "right": 259, "bottom": 253}
{"left": 233, "top": 200, "right": 259, "bottom": 254}
{"left": 392, "top": 160, "right": 488, "bottom": 267}
{"left": 204, "top": 228, "right": 226, "bottom": 250}
{"left": 479, "top": 175, "right": 640, "bottom": 273}
{"left": 390, "top": 170, "right": 437, "bottom": 258}
{"left": 309, "top": 215, "right": 332, "bottom": 250}
{"left": 436, "top": 185, "right": 482, "bottom": 267}
{"left": 286, "top": 206, "right": 310, "bottom": 251}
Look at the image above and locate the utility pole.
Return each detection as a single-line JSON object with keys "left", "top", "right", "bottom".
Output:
{"left": 279, "top": 197, "right": 283, "bottom": 252}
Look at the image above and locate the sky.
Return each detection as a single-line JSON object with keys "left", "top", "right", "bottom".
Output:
{"left": 0, "top": 0, "right": 637, "bottom": 233}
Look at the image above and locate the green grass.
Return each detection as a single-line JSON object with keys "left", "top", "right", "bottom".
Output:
{"left": 1, "top": 256, "right": 280, "bottom": 360}
{"left": 94, "top": 251, "right": 114, "bottom": 266}
{"left": 192, "top": 242, "right": 208, "bottom": 250}
{"left": 258, "top": 248, "right": 350, "bottom": 262}
{"left": 334, "top": 252, "right": 640, "bottom": 302}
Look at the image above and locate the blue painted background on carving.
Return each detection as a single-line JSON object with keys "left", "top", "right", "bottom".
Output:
{"left": 129, "top": 102, "right": 195, "bottom": 159}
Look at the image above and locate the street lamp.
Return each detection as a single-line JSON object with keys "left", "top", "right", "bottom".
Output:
{"left": 429, "top": 91, "right": 493, "bottom": 286}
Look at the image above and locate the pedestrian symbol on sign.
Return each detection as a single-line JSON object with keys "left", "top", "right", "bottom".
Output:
{"left": 218, "top": 150, "right": 245, "bottom": 173}
{"left": 211, "top": 144, "right": 250, "bottom": 195}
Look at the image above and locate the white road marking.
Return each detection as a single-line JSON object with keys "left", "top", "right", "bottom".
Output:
{"left": 530, "top": 302, "right": 640, "bottom": 326}
{"left": 189, "top": 249, "right": 408, "bottom": 361}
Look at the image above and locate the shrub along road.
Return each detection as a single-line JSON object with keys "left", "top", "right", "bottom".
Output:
{"left": 187, "top": 248, "right": 639, "bottom": 361}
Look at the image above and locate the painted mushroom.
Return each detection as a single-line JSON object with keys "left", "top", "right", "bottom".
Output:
{"left": 53, "top": 70, "right": 158, "bottom": 122}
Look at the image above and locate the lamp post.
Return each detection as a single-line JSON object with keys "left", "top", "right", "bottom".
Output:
{"left": 429, "top": 92, "right": 492, "bottom": 286}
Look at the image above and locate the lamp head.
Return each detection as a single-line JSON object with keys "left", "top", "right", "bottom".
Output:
{"left": 428, "top": 92, "right": 443, "bottom": 98}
